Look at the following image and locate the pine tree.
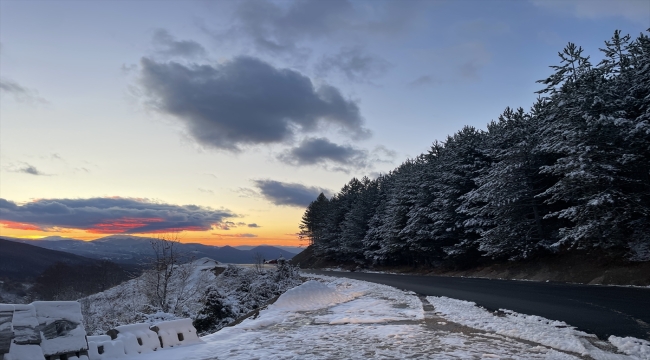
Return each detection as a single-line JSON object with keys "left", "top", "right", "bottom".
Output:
{"left": 460, "top": 105, "right": 553, "bottom": 260}
{"left": 299, "top": 193, "right": 330, "bottom": 247}
{"left": 339, "top": 177, "right": 378, "bottom": 262}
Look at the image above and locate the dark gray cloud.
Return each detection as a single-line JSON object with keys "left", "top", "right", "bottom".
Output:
{"left": 531, "top": 0, "right": 650, "bottom": 23}
{"left": 0, "top": 78, "right": 48, "bottom": 104}
{"left": 247, "top": 223, "right": 261, "bottom": 228}
{"left": 209, "top": 0, "right": 428, "bottom": 56}
{"left": 280, "top": 137, "right": 368, "bottom": 169}
{"left": 152, "top": 29, "right": 207, "bottom": 59}
{"left": 316, "top": 46, "right": 390, "bottom": 82}
{"left": 253, "top": 180, "right": 329, "bottom": 207}
{"left": 21, "top": 165, "right": 43, "bottom": 176}
{"left": 408, "top": 75, "right": 439, "bottom": 88}
{"left": 139, "top": 56, "right": 367, "bottom": 151}
{"left": 213, "top": 233, "right": 258, "bottom": 238}
{"left": 5, "top": 163, "right": 49, "bottom": 176}
{"left": 0, "top": 197, "right": 233, "bottom": 234}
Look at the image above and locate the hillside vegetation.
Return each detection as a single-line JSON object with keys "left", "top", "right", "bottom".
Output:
{"left": 298, "top": 30, "right": 650, "bottom": 276}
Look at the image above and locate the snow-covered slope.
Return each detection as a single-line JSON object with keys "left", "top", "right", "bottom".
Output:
{"left": 114, "top": 274, "right": 646, "bottom": 360}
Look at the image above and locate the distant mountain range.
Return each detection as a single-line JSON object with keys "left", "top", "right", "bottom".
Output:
{"left": 0, "top": 235, "right": 298, "bottom": 265}
{"left": 0, "top": 239, "right": 95, "bottom": 280}
{"left": 233, "top": 245, "right": 305, "bottom": 254}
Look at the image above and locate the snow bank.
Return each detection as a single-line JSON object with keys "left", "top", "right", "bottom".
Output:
{"left": 609, "top": 336, "right": 650, "bottom": 359}
{"left": 32, "top": 301, "right": 88, "bottom": 356}
{"left": 151, "top": 318, "right": 201, "bottom": 348}
{"left": 271, "top": 280, "right": 353, "bottom": 311}
{"left": 112, "top": 323, "right": 160, "bottom": 354}
{"left": 427, "top": 296, "right": 591, "bottom": 354}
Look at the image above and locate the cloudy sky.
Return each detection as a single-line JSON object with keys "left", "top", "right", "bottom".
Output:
{"left": 1, "top": 0, "right": 648, "bottom": 246}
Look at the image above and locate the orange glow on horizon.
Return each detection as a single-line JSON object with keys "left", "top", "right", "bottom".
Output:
{"left": 0, "top": 220, "right": 43, "bottom": 231}
{"left": 87, "top": 217, "right": 166, "bottom": 233}
{"left": 0, "top": 222, "right": 304, "bottom": 246}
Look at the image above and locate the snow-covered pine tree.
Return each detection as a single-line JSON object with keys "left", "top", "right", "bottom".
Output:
{"left": 338, "top": 176, "right": 379, "bottom": 262}
{"left": 427, "top": 126, "right": 489, "bottom": 265}
{"left": 535, "top": 33, "right": 644, "bottom": 254}
{"left": 459, "top": 104, "right": 554, "bottom": 260}
{"left": 362, "top": 161, "right": 419, "bottom": 265}
{"left": 299, "top": 192, "right": 331, "bottom": 248}
{"left": 400, "top": 145, "right": 446, "bottom": 265}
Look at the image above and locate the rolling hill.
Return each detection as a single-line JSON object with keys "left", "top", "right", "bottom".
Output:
{"left": 0, "top": 239, "right": 96, "bottom": 280}
{"left": 1, "top": 235, "right": 295, "bottom": 265}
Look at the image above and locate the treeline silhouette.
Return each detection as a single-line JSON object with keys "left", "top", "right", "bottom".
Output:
{"left": 300, "top": 30, "right": 650, "bottom": 268}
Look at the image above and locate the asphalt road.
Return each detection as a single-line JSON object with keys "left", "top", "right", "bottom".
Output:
{"left": 304, "top": 270, "right": 650, "bottom": 340}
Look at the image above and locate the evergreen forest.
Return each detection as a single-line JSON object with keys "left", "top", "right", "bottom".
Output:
{"left": 299, "top": 30, "right": 650, "bottom": 268}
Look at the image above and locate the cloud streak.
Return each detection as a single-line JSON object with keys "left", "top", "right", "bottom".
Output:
{"left": 254, "top": 180, "right": 329, "bottom": 207}
{"left": 152, "top": 29, "right": 207, "bottom": 59}
{"left": 316, "top": 46, "right": 390, "bottom": 82}
{"left": 0, "top": 197, "right": 234, "bottom": 234}
{"left": 0, "top": 78, "right": 48, "bottom": 105}
{"left": 280, "top": 137, "right": 368, "bottom": 169}
{"left": 531, "top": 0, "right": 650, "bottom": 23}
{"left": 139, "top": 56, "right": 368, "bottom": 151}
{"left": 5, "top": 163, "right": 50, "bottom": 176}
{"left": 212, "top": 0, "right": 428, "bottom": 57}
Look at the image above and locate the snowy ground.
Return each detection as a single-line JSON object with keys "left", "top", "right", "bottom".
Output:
{"left": 124, "top": 274, "right": 648, "bottom": 360}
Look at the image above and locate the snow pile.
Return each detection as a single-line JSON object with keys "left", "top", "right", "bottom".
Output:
{"left": 32, "top": 301, "right": 88, "bottom": 356}
{"left": 427, "top": 296, "right": 591, "bottom": 354}
{"left": 272, "top": 280, "right": 352, "bottom": 311}
{"left": 112, "top": 323, "right": 159, "bottom": 355}
{"left": 151, "top": 318, "right": 201, "bottom": 348}
{"left": 609, "top": 336, "right": 650, "bottom": 359}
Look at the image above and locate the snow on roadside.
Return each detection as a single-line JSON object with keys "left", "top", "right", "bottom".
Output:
{"left": 118, "top": 275, "right": 639, "bottom": 360}
{"left": 609, "top": 336, "right": 650, "bottom": 359}
{"left": 427, "top": 296, "right": 642, "bottom": 360}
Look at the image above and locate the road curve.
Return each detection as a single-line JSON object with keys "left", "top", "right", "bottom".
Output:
{"left": 304, "top": 270, "right": 650, "bottom": 340}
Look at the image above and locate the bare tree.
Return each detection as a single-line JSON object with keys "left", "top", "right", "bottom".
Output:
{"left": 252, "top": 252, "right": 264, "bottom": 274}
{"left": 144, "top": 233, "right": 184, "bottom": 313}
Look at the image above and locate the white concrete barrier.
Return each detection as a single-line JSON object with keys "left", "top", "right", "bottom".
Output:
{"left": 0, "top": 305, "right": 14, "bottom": 357}
{"left": 87, "top": 335, "right": 126, "bottom": 360}
{"left": 150, "top": 319, "right": 201, "bottom": 348}
{"left": 32, "top": 301, "right": 88, "bottom": 358}
{"left": 11, "top": 304, "right": 40, "bottom": 346}
{"left": 3, "top": 304, "right": 46, "bottom": 360}
{"left": 109, "top": 323, "right": 159, "bottom": 355}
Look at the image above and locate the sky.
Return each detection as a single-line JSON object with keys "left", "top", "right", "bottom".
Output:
{"left": 1, "top": 0, "right": 649, "bottom": 246}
